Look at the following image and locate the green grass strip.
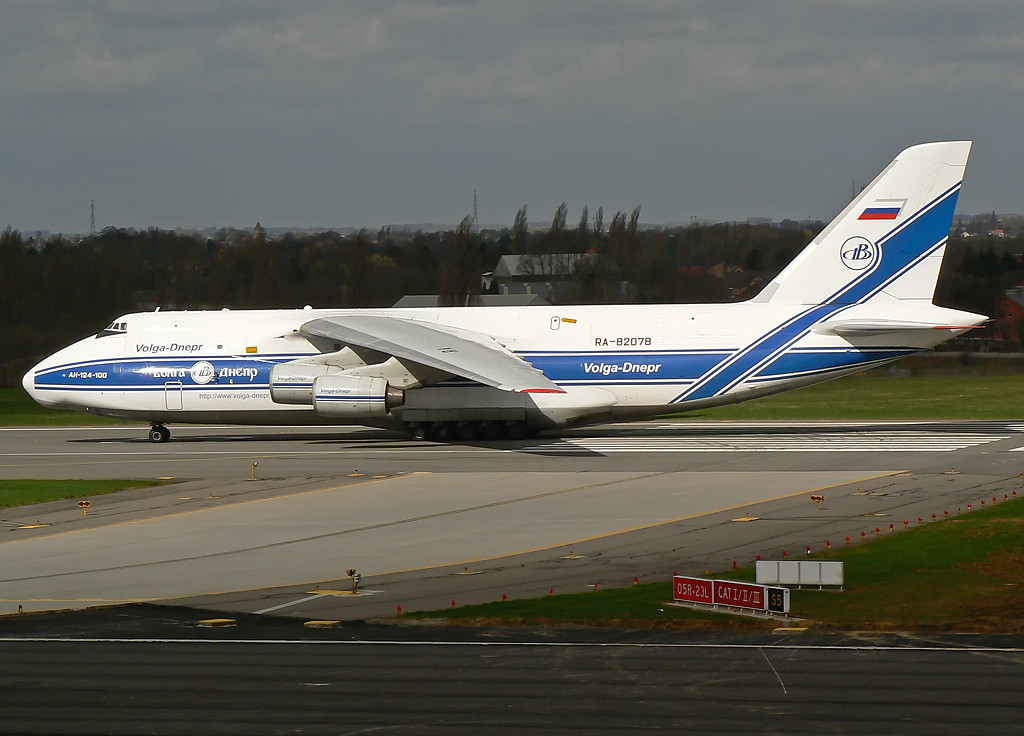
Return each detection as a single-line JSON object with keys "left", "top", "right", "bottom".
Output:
{"left": 409, "top": 498, "right": 1024, "bottom": 632}
{"left": 679, "top": 375, "right": 1024, "bottom": 420}
{"left": 0, "top": 479, "right": 164, "bottom": 509}
{"left": 0, "top": 388, "right": 141, "bottom": 426}
{"left": 785, "top": 498, "right": 1024, "bottom": 630}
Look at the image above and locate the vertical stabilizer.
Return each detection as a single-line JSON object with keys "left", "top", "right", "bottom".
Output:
{"left": 754, "top": 141, "right": 971, "bottom": 306}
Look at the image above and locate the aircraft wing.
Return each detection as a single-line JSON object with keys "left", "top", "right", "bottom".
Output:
{"left": 300, "top": 315, "right": 565, "bottom": 393}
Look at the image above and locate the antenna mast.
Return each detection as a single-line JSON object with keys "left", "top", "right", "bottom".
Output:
{"left": 472, "top": 190, "right": 479, "bottom": 232}
{"left": 90, "top": 200, "right": 96, "bottom": 237}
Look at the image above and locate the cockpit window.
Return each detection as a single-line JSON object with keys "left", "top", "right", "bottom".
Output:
{"left": 97, "top": 320, "right": 128, "bottom": 338}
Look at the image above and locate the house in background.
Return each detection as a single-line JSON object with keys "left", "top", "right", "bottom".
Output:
{"left": 489, "top": 253, "right": 607, "bottom": 303}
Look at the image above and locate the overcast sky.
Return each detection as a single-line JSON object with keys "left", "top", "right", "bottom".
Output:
{"left": 2, "top": 0, "right": 1022, "bottom": 233}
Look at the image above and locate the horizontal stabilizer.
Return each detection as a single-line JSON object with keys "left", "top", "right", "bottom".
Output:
{"left": 818, "top": 320, "right": 984, "bottom": 337}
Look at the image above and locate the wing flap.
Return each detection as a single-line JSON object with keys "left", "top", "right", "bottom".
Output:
{"left": 300, "top": 315, "right": 564, "bottom": 393}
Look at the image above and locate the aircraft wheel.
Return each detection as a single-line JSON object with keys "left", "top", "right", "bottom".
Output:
{"left": 433, "top": 423, "right": 455, "bottom": 442}
{"left": 149, "top": 424, "right": 170, "bottom": 443}
{"left": 479, "top": 422, "right": 502, "bottom": 441}
{"left": 409, "top": 423, "right": 430, "bottom": 441}
{"left": 456, "top": 422, "right": 478, "bottom": 441}
{"left": 503, "top": 421, "right": 528, "bottom": 441}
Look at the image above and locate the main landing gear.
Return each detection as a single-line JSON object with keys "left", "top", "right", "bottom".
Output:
{"left": 407, "top": 420, "right": 531, "bottom": 442}
{"left": 148, "top": 424, "right": 170, "bottom": 443}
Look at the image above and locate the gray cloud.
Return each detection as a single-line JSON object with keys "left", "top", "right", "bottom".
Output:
{"left": 1, "top": 0, "right": 1021, "bottom": 231}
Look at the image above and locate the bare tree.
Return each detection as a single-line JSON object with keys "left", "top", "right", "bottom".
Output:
{"left": 594, "top": 206, "right": 604, "bottom": 236}
{"left": 439, "top": 216, "right": 481, "bottom": 307}
{"left": 512, "top": 205, "right": 528, "bottom": 253}
{"left": 608, "top": 211, "right": 627, "bottom": 278}
{"left": 550, "top": 202, "right": 568, "bottom": 235}
{"left": 577, "top": 206, "right": 590, "bottom": 250}
{"left": 628, "top": 206, "right": 641, "bottom": 243}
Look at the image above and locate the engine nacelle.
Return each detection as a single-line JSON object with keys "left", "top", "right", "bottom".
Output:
{"left": 269, "top": 362, "right": 326, "bottom": 405}
{"left": 312, "top": 375, "right": 404, "bottom": 419}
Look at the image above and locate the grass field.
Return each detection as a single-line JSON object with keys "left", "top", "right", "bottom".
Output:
{"left": 0, "top": 479, "right": 164, "bottom": 509}
{"left": 408, "top": 497, "right": 1024, "bottom": 632}
{"left": 682, "top": 374, "right": 1024, "bottom": 420}
{"left": 3, "top": 375, "right": 1023, "bottom": 426}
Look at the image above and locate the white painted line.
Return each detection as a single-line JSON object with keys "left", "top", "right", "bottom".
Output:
{"left": 0, "top": 637, "right": 1021, "bottom": 652}
{"left": 760, "top": 648, "right": 787, "bottom": 694}
{"left": 0, "top": 448, "right": 503, "bottom": 458}
{"left": 253, "top": 594, "right": 325, "bottom": 615}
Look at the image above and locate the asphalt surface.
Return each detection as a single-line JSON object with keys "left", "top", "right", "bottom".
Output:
{"left": 2, "top": 421, "right": 1023, "bottom": 619}
{"left": 3, "top": 422, "right": 1024, "bottom": 734}
{"left": 1, "top": 605, "right": 1022, "bottom": 735}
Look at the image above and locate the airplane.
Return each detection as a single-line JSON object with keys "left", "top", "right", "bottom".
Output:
{"left": 22, "top": 141, "right": 985, "bottom": 443}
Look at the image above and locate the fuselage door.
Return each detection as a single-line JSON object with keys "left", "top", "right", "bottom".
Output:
{"left": 165, "top": 381, "right": 183, "bottom": 411}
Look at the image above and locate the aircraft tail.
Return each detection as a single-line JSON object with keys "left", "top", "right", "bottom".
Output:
{"left": 754, "top": 141, "right": 972, "bottom": 306}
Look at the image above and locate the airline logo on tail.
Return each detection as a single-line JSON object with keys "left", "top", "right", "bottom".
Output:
{"left": 840, "top": 237, "right": 878, "bottom": 271}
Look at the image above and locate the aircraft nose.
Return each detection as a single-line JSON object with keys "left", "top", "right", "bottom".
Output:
{"left": 21, "top": 365, "right": 35, "bottom": 396}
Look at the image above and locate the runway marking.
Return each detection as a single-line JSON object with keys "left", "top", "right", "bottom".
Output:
{"left": 0, "top": 598, "right": 159, "bottom": 603}
{"left": 1, "top": 637, "right": 1021, "bottom": 653}
{"left": 253, "top": 590, "right": 383, "bottom": 614}
{"left": 254, "top": 593, "right": 325, "bottom": 615}
{"left": 526, "top": 431, "right": 1011, "bottom": 454}
{"left": 760, "top": 648, "right": 788, "bottom": 694}
{"left": 0, "top": 448, "right": 499, "bottom": 457}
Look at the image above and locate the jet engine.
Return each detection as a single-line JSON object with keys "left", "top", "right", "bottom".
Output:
{"left": 312, "top": 375, "right": 404, "bottom": 419}
{"left": 269, "top": 362, "right": 329, "bottom": 405}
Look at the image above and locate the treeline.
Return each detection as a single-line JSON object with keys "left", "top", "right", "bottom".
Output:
{"left": 2, "top": 215, "right": 1022, "bottom": 381}
{"left": 935, "top": 243, "right": 1024, "bottom": 317}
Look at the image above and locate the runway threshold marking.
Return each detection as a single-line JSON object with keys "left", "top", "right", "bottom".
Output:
{"left": 1, "top": 637, "right": 1021, "bottom": 653}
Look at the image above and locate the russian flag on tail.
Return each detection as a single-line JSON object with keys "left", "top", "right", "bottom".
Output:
{"left": 859, "top": 204, "right": 902, "bottom": 220}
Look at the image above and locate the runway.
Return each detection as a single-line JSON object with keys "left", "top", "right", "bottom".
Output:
{"left": 1, "top": 420, "right": 1023, "bottom": 618}
{"left": 2, "top": 606, "right": 1023, "bottom": 735}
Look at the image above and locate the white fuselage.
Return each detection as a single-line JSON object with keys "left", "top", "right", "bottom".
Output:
{"left": 23, "top": 299, "right": 973, "bottom": 429}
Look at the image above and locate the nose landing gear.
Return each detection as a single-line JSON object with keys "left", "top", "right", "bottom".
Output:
{"left": 148, "top": 424, "right": 170, "bottom": 443}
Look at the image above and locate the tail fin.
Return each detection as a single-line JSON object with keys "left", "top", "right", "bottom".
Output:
{"left": 754, "top": 141, "right": 971, "bottom": 306}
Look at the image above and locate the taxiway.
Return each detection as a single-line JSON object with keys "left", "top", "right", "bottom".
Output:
{"left": 1, "top": 420, "right": 1022, "bottom": 618}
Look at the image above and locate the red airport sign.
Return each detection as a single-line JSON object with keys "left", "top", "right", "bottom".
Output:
{"left": 673, "top": 575, "right": 789, "bottom": 614}
{"left": 673, "top": 575, "right": 713, "bottom": 604}
{"left": 713, "top": 579, "right": 765, "bottom": 609}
